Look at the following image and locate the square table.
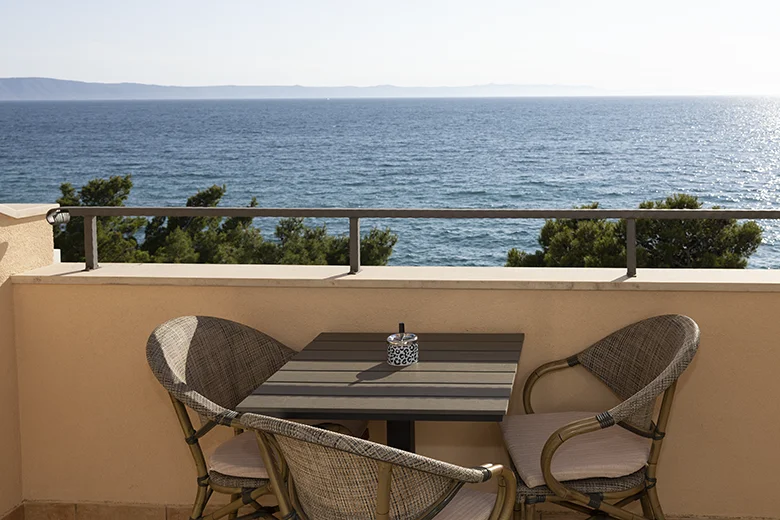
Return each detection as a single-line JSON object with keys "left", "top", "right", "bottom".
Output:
{"left": 236, "top": 332, "right": 524, "bottom": 452}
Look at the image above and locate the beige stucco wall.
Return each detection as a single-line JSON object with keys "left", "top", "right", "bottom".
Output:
{"left": 0, "top": 208, "right": 54, "bottom": 517}
{"left": 9, "top": 265, "right": 780, "bottom": 518}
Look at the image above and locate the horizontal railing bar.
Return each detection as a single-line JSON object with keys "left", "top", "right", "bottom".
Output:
{"left": 50, "top": 206, "right": 780, "bottom": 220}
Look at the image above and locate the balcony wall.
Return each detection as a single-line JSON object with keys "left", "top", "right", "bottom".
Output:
{"left": 0, "top": 205, "right": 56, "bottom": 518}
{"left": 4, "top": 213, "right": 780, "bottom": 518}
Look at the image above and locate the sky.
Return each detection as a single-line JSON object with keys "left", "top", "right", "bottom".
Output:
{"left": 1, "top": 0, "right": 780, "bottom": 95}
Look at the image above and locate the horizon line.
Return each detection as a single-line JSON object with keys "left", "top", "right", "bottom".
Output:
{"left": 2, "top": 76, "right": 602, "bottom": 89}
{"left": 2, "top": 77, "right": 779, "bottom": 98}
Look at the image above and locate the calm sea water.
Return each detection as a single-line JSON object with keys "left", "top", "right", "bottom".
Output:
{"left": 2, "top": 97, "right": 780, "bottom": 267}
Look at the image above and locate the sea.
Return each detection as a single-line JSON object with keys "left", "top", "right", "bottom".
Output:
{"left": 2, "top": 97, "right": 780, "bottom": 267}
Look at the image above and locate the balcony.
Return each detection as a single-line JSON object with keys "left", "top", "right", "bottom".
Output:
{"left": 2, "top": 204, "right": 780, "bottom": 520}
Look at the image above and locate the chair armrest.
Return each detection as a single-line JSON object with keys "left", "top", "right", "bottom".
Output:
{"left": 481, "top": 464, "right": 517, "bottom": 520}
{"left": 424, "top": 464, "right": 516, "bottom": 520}
{"left": 523, "top": 356, "right": 580, "bottom": 414}
{"left": 539, "top": 415, "right": 613, "bottom": 505}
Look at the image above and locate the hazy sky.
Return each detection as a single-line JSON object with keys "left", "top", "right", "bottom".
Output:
{"left": 1, "top": 0, "right": 779, "bottom": 94}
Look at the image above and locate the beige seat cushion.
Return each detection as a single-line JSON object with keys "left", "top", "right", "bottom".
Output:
{"left": 437, "top": 487, "right": 496, "bottom": 520}
{"left": 209, "top": 432, "right": 269, "bottom": 480}
{"left": 209, "top": 420, "right": 368, "bottom": 479}
{"left": 500, "top": 411, "right": 651, "bottom": 489}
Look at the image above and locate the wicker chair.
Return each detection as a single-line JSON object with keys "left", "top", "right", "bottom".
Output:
{"left": 239, "top": 412, "right": 517, "bottom": 520}
{"left": 146, "top": 316, "right": 368, "bottom": 520}
{"left": 500, "top": 314, "right": 700, "bottom": 520}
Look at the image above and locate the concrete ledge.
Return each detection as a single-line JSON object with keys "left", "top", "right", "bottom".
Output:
{"left": 12, "top": 262, "right": 780, "bottom": 292}
{"left": 0, "top": 203, "right": 58, "bottom": 220}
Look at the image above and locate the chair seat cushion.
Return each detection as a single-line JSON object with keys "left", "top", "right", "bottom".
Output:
{"left": 436, "top": 487, "right": 496, "bottom": 520}
{"left": 516, "top": 468, "right": 646, "bottom": 500}
{"left": 208, "top": 469, "right": 268, "bottom": 490}
{"left": 500, "top": 411, "right": 651, "bottom": 489}
{"left": 209, "top": 420, "right": 369, "bottom": 481}
{"left": 209, "top": 432, "right": 269, "bottom": 480}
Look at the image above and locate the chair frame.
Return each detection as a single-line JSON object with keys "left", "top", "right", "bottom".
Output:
{"left": 170, "top": 396, "right": 277, "bottom": 520}
{"left": 148, "top": 316, "right": 369, "bottom": 520}
{"left": 241, "top": 416, "right": 518, "bottom": 520}
{"left": 514, "top": 357, "right": 680, "bottom": 520}
{"left": 146, "top": 315, "right": 300, "bottom": 520}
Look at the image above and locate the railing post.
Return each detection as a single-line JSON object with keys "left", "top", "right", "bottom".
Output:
{"left": 349, "top": 217, "right": 361, "bottom": 274}
{"left": 626, "top": 218, "right": 636, "bottom": 278}
{"left": 84, "top": 216, "right": 99, "bottom": 270}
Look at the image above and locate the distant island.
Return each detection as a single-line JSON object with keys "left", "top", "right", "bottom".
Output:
{"left": 0, "top": 77, "right": 606, "bottom": 101}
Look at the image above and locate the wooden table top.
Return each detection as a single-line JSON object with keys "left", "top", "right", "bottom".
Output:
{"left": 236, "top": 332, "right": 524, "bottom": 422}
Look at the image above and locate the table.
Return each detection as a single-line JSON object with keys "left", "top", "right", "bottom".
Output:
{"left": 236, "top": 332, "right": 524, "bottom": 452}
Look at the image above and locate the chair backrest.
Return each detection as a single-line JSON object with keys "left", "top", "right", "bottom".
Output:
{"left": 146, "top": 316, "right": 296, "bottom": 421}
{"left": 576, "top": 314, "right": 700, "bottom": 430}
{"left": 240, "top": 413, "right": 487, "bottom": 520}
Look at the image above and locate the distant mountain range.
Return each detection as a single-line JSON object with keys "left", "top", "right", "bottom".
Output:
{"left": 0, "top": 77, "right": 607, "bottom": 101}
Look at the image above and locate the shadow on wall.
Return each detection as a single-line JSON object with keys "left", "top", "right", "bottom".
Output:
{"left": 0, "top": 242, "right": 8, "bottom": 264}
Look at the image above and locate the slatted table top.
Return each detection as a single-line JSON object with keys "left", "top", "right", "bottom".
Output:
{"left": 236, "top": 332, "right": 524, "bottom": 422}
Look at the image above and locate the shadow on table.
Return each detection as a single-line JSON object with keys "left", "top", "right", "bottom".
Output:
{"left": 352, "top": 362, "right": 402, "bottom": 383}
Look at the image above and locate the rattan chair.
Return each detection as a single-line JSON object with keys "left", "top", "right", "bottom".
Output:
{"left": 500, "top": 314, "right": 700, "bottom": 520}
{"left": 239, "top": 412, "right": 517, "bottom": 520}
{"left": 146, "top": 315, "right": 368, "bottom": 520}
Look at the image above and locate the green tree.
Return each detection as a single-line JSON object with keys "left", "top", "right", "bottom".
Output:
{"left": 633, "top": 194, "right": 761, "bottom": 268}
{"left": 54, "top": 175, "right": 150, "bottom": 262}
{"left": 210, "top": 200, "right": 277, "bottom": 264}
{"left": 507, "top": 203, "right": 625, "bottom": 267}
{"left": 272, "top": 217, "right": 398, "bottom": 266}
{"left": 142, "top": 184, "right": 229, "bottom": 262}
{"left": 54, "top": 175, "right": 399, "bottom": 266}
{"left": 507, "top": 194, "right": 761, "bottom": 268}
{"left": 326, "top": 228, "right": 399, "bottom": 266}
{"left": 152, "top": 228, "right": 200, "bottom": 263}
{"left": 274, "top": 217, "right": 331, "bottom": 265}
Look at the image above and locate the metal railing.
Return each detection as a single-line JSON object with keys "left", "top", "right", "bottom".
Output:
{"left": 46, "top": 206, "right": 776, "bottom": 277}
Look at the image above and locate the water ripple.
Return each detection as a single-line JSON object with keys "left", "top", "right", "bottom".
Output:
{"left": 2, "top": 96, "right": 780, "bottom": 268}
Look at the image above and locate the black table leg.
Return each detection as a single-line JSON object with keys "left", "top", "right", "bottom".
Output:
{"left": 386, "top": 420, "right": 415, "bottom": 452}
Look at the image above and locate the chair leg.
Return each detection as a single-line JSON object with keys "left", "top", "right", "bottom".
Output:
{"left": 640, "top": 493, "right": 655, "bottom": 520}
{"left": 523, "top": 503, "right": 536, "bottom": 520}
{"left": 514, "top": 501, "right": 522, "bottom": 520}
{"left": 228, "top": 494, "right": 240, "bottom": 520}
{"left": 646, "top": 486, "right": 666, "bottom": 520}
{"left": 189, "top": 484, "right": 209, "bottom": 520}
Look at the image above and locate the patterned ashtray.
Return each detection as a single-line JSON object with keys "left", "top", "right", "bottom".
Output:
{"left": 386, "top": 332, "right": 419, "bottom": 366}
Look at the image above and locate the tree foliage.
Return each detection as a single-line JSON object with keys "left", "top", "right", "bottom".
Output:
{"left": 55, "top": 175, "right": 150, "bottom": 263}
{"left": 507, "top": 194, "right": 762, "bottom": 269}
{"left": 54, "top": 175, "right": 398, "bottom": 266}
